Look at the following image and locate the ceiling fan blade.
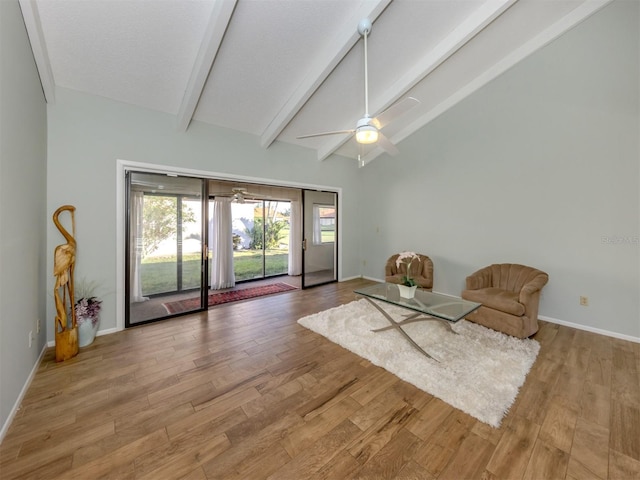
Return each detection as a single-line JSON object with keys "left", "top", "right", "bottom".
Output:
{"left": 377, "top": 132, "right": 399, "bottom": 156}
{"left": 371, "top": 97, "right": 420, "bottom": 129}
{"left": 297, "top": 129, "right": 355, "bottom": 139}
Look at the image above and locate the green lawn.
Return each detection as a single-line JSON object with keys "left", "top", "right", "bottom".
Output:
{"left": 140, "top": 249, "right": 289, "bottom": 295}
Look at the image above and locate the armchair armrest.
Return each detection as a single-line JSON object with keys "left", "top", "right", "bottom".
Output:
{"left": 519, "top": 273, "right": 549, "bottom": 305}
{"left": 465, "top": 266, "right": 493, "bottom": 290}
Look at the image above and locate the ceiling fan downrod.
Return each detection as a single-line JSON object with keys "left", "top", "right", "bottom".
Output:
{"left": 358, "top": 18, "right": 372, "bottom": 118}
{"left": 355, "top": 18, "right": 378, "bottom": 145}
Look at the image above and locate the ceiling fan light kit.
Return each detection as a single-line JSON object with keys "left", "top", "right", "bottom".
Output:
{"left": 355, "top": 123, "right": 378, "bottom": 144}
{"left": 297, "top": 18, "right": 419, "bottom": 166}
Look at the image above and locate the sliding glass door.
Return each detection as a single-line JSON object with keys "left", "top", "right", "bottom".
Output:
{"left": 216, "top": 199, "right": 291, "bottom": 283}
{"left": 302, "top": 190, "right": 337, "bottom": 288}
{"left": 126, "top": 172, "right": 206, "bottom": 326}
{"left": 124, "top": 173, "right": 333, "bottom": 325}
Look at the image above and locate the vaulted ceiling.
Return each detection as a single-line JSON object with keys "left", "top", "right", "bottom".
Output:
{"left": 20, "top": 0, "right": 611, "bottom": 166}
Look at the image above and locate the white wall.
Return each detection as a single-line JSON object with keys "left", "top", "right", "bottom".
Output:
{"left": 359, "top": 0, "right": 639, "bottom": 339}
{"left": 0, "top": 0, "right": 48, "bottom": 436}
{"left": 46, "top": 88, "right": 363, "bottom": 341}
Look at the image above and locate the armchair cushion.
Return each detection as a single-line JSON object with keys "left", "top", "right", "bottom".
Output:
{"left": 385, "top": 253, "right": 434, "bottom": 291}
{"left": 461, "top": 288, "right": 525, "bottom": 316}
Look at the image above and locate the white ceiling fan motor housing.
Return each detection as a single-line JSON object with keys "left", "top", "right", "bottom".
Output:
{"left": 357, "top": 18, "right": 372, "bottom": 36}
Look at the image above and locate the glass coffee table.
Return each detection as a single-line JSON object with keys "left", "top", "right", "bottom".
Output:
{"left": 354, "top": 283, "right": 481, "bottom": 361}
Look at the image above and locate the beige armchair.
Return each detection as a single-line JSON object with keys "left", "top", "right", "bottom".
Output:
{"left": 385, "top": 253, "right": 433, "bottom": 290}
{"left": 461, "top": 263, "right": 548, "bottom": 338}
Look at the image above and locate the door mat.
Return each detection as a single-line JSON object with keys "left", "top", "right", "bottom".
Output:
{"left": 163, "top": 282, "right": 298, "bottom": 314}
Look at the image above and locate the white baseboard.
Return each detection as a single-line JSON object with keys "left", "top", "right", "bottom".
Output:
{"left": 339, "top": 275, "right": 362, "bottom": 282}
{"left": 538, "top": 315, "right": 640, "bottom": 344}
{"left": 45, "top": 326, "right": 121, "bottom": 348}
{"left": 361, "top": 275, "right": 381, "bottom": 282}
{"left": 0, "top": 343, "right": 47, "bottom": 444}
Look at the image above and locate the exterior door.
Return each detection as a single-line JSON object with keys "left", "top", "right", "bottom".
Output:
{"left": 126, "top": 172, "right": 207, "bottom": 326}
{"left": 302, "top": 190, "right": 337, "bottom": 288}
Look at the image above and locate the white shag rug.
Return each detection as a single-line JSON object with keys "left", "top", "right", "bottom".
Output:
{"left": 297, "top": 299, "right": 539, "bottom": 427}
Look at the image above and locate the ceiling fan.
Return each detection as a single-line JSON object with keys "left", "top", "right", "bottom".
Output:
{"left": 211, "top": 187, "right": 273, "bottom": 204}
{"left": 297, "top": 18, "right": 420, "bottom": 165}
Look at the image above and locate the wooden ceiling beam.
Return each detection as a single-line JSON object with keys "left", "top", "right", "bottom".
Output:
{"left": 176, "top": 0, "right": 238, "bottom": 133}
{"left": 259, "top": 0, "right": 392, "bottom": 149}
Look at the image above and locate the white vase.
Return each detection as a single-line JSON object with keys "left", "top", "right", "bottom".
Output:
{"left": 78, "top": 317, "right": 99, "bottom": 347}
{"left": 398, "top": 284, "right": 417, "bottom": 299}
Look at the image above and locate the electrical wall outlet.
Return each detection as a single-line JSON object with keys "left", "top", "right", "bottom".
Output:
{"left": 580, "top": 296, "right": 589, "bottom": 306}
{"left": 28, "top": 330, "right": 33, "bottom": 348}
{"left": 36, "top": 318, "right": 41, "bottom": 334}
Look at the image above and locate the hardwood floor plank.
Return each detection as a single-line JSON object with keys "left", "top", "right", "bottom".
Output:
{"left": 611, "top": 344, "right": 640, "bottom": 408}
{"left": 438, "top": 432, "right": 495, "bottom": 480}
{"left": 522, "top": 439, "right": 570, "bottom": 480}
{"left": 349, "top": 387, "right": 407, "bottom": 432}
{"left": 281, "top": 396, "right": 361, "bottom": 458}
{"left": 347, "top": 402, "right": 419, "bottom": 465}
{"left": 12, "top": 454, "right": 74, "bottom": 480}
{"left": 136, "top": 432, "right": 230, "bottom": 480}
{"left": 405, "top": 397, "right": 454, "bottom": 442}
{"left": 241, "top": 377, "right": 305, "bottom": 418}
{"left": 412, "top": 440, "right": 456, "bottom": 478}
{"left": 566, "top": 456, "right": 605, "bottom": 480}
{"left": 227, "top": 442, "right": 292, "bottom": 480}
{"left": 201, "top": 412, "right": 304, "bottom": 479}
{"left": 179, "top": 466, "right": 208, "bottom": 480}
{"left": 115, "top": 400, "right": 194, "bottom": 437}
{"left": 580, "top": 381, "right": 611, "bottom": 427}
{"left": 392, "top": 459, "right": 435, "bottom": 480}
{"left": 310, "top": 449, "right": 361, "bottom": 480}
{"left": 347, "top": 428, "right": 421, "bottom": 479}
{"left": 515, "top": 376, "right": 555, "bottom": 424}
{"left": 0, "top": 279, "right": 637, "bottom": 479}
{"left": 569, "top": 417, "right": 609, "bottom": 480}
{"left": 349, "top": 368, "right": 402, "bottom": 406}
{"left": 59, "top": 428, "right": 168, "bottom": 480}
{"left": 609, "top": 449, "right": 640, "bottom": 479}
{"left": 486, "top": 415, "right": 540, "bottom": 478}
{"left": 428, "top": 408, "right": 475, "bottom": 452}
{"left": 7, "top": 420, "right": 114, "bottom": 477}
{"left": 538, "top": 400, "right": 578, "bottom": 453}
{"left": 609, "top": 400, "right": 640, "bottom": 461}
{"left": 269, "top": 419, "right": 361, "bottom": 479}
{"left": 165, "top": 392, "right": 255, "bottom": 441}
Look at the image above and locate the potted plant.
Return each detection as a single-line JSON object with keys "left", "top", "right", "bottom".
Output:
{"left": 75, "top": 280, "right": 102, "bottom": 347}
{"left": 396, "top": 251, "right": 420, "bottom": 298}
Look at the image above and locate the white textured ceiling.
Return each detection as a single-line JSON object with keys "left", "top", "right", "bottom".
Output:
{"left": 21, "top": 0, "right": 612, "bottom": 166}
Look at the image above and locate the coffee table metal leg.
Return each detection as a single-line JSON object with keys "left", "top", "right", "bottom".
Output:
{"left": 361, "top": 297, "right": 438, "bottom": 361}
{"left": 373, "top": 315, "right": 458, "bottom": 335}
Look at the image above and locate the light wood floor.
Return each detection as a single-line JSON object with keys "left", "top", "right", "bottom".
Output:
{"left": 1, "top": 279, "right": 639, "bottom": 479}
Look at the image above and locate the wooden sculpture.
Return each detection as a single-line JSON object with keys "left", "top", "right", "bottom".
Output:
{"left": 53, "top": 205, "right": 78, "bottom": 361}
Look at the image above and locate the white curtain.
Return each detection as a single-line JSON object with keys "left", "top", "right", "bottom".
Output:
{"left": 209, "top": 197, "right": 235, "bottom": 289}
{"left": 313, "top": 204, "right": 322, "bottom": 245}
{"left": 130, "top": 191, "right": 148, "bottom": 302}
{"left": 288, "top": 190, "right": 302, "bottom": 276}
